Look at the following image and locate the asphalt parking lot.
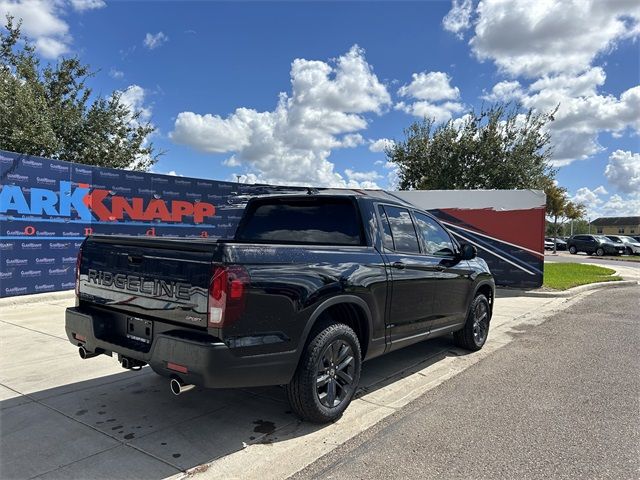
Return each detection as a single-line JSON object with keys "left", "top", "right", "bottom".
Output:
{"left": 0, "top": 280, "right": 635, "bottom": 480}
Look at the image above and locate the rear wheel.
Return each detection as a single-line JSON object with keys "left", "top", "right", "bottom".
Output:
{"left": 569, "top": 246, "right": 577, "bottom": 254}
{"left": 286, "top": 321, "right": 361, "bottom": 423}
{"left": 596, "top": 247, "right": 605, "bottom": 256}
{"left": 453, "top": 294, "right": 490, "bottom": 351}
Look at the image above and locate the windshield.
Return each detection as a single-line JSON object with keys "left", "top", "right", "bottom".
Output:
{"left": 596, "top": 236, "right": 614, "bottom": 242}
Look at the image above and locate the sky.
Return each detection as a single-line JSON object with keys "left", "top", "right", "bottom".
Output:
{"left": 1, "top": 0, "right": 639, "bottom": 218}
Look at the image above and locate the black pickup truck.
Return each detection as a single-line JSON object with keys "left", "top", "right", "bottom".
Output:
{"left": 66, "top": 192, "right": 494, "bottom": 422}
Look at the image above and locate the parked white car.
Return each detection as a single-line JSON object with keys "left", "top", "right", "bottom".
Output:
{"left": 606, "top": 235, "right": 640, "bottom": 255}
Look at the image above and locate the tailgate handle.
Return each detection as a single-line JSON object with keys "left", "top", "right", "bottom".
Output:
{"left": 127, "top": 255, "right": 143, "bottom": 265}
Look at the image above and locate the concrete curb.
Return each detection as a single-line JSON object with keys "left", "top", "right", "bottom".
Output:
{"left": 497, "top": 280, "right": 638, "bottom": 298}
{"left": 0, "top": 289, "right": 75, "bottom": 308}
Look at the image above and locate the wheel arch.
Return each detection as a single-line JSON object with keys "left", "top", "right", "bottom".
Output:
{"left": 473, "top": 281, "right": 495, "bottom": 318}
{"left": 297, "top": 295, "right": 373, "bottom": 363}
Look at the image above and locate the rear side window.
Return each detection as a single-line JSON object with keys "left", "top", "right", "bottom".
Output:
{"left": 236, "top": 198, "right": 362, "bottom": 245}
{"left": 383, "top": 206, "right": 420, "bottom": 253}
{"left": 377, "top": 205, "right": 395, "bottom": 250}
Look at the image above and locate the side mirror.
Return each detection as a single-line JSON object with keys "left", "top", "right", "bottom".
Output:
{"left": 460, "top": 243, "right": 477, "bottom": 260}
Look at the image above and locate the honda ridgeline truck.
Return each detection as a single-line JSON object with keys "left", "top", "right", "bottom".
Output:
{"left": 66, "top": 192, "right": 495, "bottom": 422}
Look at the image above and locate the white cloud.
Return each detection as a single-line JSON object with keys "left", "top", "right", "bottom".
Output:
{"left": 109, "top": 68, "right": 124, "bottom": 79}
{"left": 170, "top": 45, "right": 391, "bottom": 188}
{"left": 571, "top": 186, "right": 640, "bottom": 219}
{"left": 443, "top": 0, "right": 473, "bottom": 38}
{"left": 605, "top": 150, "right": 640, "bottom": 194}
{"left": 117, "top": 85, "right": 152, "bottom": 125}
{"left": 469, "top": 0, "right": 640, "bottom": 78}
{"left": 481, "top": 80, "right": 523, "bottom": 102}
{"left": 396, "top": 71, "right": 463, "bottom": 123}
{"left": 69, "top": 0, "right": 106, "bottom": 11}
{"left": 144, "top": 32, "right": 168, "bottom": 50}
{"left": 484, "top": 68, "right": 640, "bottom": 166}
{"left": 369, "top": 138, "right": 394, "bottom": 153}
{"left": 398, "top": 71, "right": 460, "bottom": 102}
{"left": 0, "top": 0, "right": 70, "bottom": 58}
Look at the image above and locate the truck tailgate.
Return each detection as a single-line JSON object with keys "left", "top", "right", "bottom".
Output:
{"left": 78, "top": 236, "right": 219, "bottom": 328}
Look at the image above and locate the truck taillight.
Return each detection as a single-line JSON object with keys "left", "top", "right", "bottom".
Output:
{"left": 208, "top": 265, "right": 249, "bottom": 327}
{"left": 75, "top": 245, "right": 83, "bottom": 296}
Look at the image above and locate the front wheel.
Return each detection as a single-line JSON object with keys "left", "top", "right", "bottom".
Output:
{"left": 286, "top": 322, "right": 362, "bottom": 423}
{"left": 453, "top": 294, "right": 490, "bottom": 351}
{"left": 596, "top": 247, "right": 605, "bottom": 256}
{"left": 569, "top": 246, "right": 577, "bottom": 254}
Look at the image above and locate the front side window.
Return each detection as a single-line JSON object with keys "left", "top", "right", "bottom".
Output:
{"left": 383, "top": 206, "right": 420, "bottom": 253}
{"left": 413, "top": 212, "right": 455, "bottom": 257}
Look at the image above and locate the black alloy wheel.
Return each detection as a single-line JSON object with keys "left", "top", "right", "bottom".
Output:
{"left": 453, "top": 293, "right": 491, "bottom": 351}
{"left": 569, "top": 246, "right": 577, "bottom": 254}
{"left": 472, "top": 300, "right": 489, "bottom": 346}
{"left": 596, "top": 247, "right": 605, "bottom": 256}
{"left": 316, "top": 340, "right": 356, "bottom": 408}
{"left": 286, "top": 321, "right": 362, "bottom": 423}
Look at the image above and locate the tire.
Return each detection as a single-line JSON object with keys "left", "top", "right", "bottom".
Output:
{"left": 286, "top": 321, "right": 362, "bottom": 423}
{"left": 596, "top": 247, "right": 605, "bottom": 256}
{"left": 569, "top": 246, "right": 577, "bottom": 254}
{"left": 453, "top": 294, "right": 491, "bottom": 352}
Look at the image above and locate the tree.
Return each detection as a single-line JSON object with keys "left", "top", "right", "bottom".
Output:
{"left": 386, "top": 103, "right": 557, "bottom": 191}
{"left": 545, "top": 183, "right": 586, "bottom": 253}
{"left": 0, "top": 16, "right": 160, "bottom": 170}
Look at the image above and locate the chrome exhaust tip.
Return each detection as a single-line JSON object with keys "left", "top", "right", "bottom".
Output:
{"left": 170, "top": 378, "right": 195, "bottom": 395}
{"left": 79, "top": 346, "right": 99, "bottom": 359}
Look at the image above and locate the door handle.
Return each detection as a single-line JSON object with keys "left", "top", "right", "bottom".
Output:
{"left": 434, "top": 265, "right": 446, "bottom": 271}
{"left": 392, "top": 261, "right": 406, "bottom": 270}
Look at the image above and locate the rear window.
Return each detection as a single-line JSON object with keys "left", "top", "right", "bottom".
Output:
{"left": 235, "top": 198, "right": 363, "bottom": 245}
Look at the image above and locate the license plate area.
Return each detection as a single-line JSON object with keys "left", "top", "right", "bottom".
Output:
{"left": 126, "top": 316, "right": 153, "bottom": 344}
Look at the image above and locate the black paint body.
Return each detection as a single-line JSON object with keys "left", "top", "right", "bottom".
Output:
{"left": 66, "top": 192, "right": 495, "bottom": 388}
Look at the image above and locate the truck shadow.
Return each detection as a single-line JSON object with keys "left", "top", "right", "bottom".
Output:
{"left": 0, "top": 335, "right": 470, "bottom": 478}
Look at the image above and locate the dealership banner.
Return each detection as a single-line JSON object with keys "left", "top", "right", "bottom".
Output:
{"left": 0, "top": 150, "right": 299, "bottom": 298}
{"left": 1, "top": 150, "right": 544, "bottom": 297}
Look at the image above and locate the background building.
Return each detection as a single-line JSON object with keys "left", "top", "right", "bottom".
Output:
{"left": 591, "top": 217, "right": 640, "bottom": 235}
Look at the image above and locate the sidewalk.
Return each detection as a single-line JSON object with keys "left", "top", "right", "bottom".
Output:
{"left": 0, "top": 289, "right": 609, "bottom": 480}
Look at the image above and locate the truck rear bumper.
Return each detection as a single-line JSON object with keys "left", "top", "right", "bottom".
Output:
{"left": 65, "top": 307, "right": 299, "bottom": 388}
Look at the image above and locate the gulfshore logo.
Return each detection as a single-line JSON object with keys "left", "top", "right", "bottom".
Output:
{"left": 61, "top": 281, "right": 75, "bottom": 288}
{"left": 6, "top": 258, "right": 27, "bottom": 266}
{"left": 125, "top": 174, "right": 144, "bottom": 181}
{"left": 1, "top": 181, "right": 216, "bottom": 224}
{"left": 36, "top": 257, "right": 55, "bottom": 264}
{"left": 7, "top": 173, "right": 28, "bottom": 182}
{"left": 0, "top": 242, "right": 13, "bottom": 250}
{"left": 98, "top": 171, "right": 120, "bottom": 178}
{"left": 0, "top": 154, "right": 14, "bottom": 163}
{"left": 21, "top": 242, "right": 42, "bottom": 249}
{"left": 49, "top": 268, "right": 68, "bottom": 275}
{"left": 21, "top": 269, "right": 42, "bottom": 277}
{"left": 0, "top": 271, "right": 12, "bottom": 279}
{"left": 22, "top": 159, "right": 43, "bottom": 168}
{"left": 50, "top": 242, "right": 70, "bottom": 249}
{"left": 62, "top": 256, "right": 76, "bottom": 263}
{"left": 36, "top": 177, "right": 56, "bottom": 185}
{"left": 75, "top": 167, "right": 92, "bottom": 175}
{"left": 50, "top": 164, "right": 69, "bottom": 172}
{"left": 35, "top": 284, "right": 55, "bottom": 291}
{"left": 6, "top": 286, "right": 27, "bottom": 294}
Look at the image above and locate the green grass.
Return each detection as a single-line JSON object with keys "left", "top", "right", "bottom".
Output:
{"left": 543, "top": 263, "right": 622, "bottom": 290}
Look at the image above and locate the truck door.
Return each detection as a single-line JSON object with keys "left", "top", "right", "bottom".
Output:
{"left": 412, "top": 211, "right": 473, "bottom": 331}
{"left": 377, "top": 205, "right": 441, "bottom": 350}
